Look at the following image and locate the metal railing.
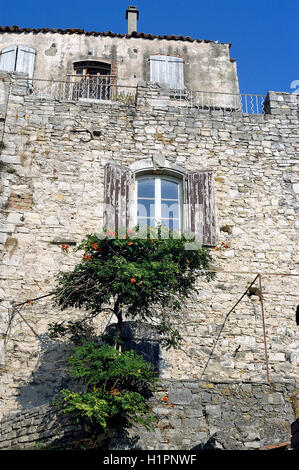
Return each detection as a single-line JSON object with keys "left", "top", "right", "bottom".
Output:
{"left": 24, "top": 76, "right": 137, "bottom": 105}
{"left": 22, "top": 77, "right": 266, "bottom": 114}
{"left": 170, "top": 89, "right": 266, "bottom": 114}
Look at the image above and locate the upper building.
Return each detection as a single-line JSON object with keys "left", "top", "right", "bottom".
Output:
{"left": 0, "top": 6, "right": 239, "bottom": 103}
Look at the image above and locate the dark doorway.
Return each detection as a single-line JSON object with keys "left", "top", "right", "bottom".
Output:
{"left": 72, "top": 61, "right": 112, "bottom": 100}
{"left": 104, "top": 321, "right": 160, "bottom": 372}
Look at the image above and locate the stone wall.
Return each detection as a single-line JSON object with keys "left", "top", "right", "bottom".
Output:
{"left": 0, "top": 403, "right": 91, "bottom": 450}
{"left": 0, "top": 74, "right": 298, "bottom": 419}
{"left": 0, "top": 380, "right": 298, "bottom": 450}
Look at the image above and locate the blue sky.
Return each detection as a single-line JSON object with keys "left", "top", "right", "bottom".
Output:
{"left": 2, "top": 0, "right": 298, "bottom": 95}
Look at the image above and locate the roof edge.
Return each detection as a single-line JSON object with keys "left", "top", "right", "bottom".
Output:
{"left": 0, "top": 25, "right": 231, "bottom": 45}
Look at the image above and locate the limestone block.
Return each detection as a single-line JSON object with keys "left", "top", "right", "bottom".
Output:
{"left": 205, "top": 404, "right": 222, "bottom": 417}
{"left": 269, "top": 353, "right": 285, "bottom": 362}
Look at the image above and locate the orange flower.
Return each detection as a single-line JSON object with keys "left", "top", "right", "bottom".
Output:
{"left": 130, "top": 278, "right": 136, "bottom": 284}
{"left": 162, "top": 395, "right": 168, "bottom": 402}
{"left": 110, "top": 388, "right": 120, "bottom": 396}
{"left": 215, "top": 246, "right": 219, "bottom": 251}
{"left": 92, "top": 242, "right": 98, "bottom": 250}
{"left": 106, "top": 230, "right": 115, "bottom": 237}
{"left": 128, "top": 241, "right": 133, "bottom": 246}
{"left": 84, "top": 254, "right": 91, "bottom": 260}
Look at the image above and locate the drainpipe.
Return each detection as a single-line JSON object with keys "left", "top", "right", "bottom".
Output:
{"left": 126, "top": 6, "right": 139, "bottom": 34}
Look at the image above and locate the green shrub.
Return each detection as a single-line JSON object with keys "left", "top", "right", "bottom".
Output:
{"left": 54, "top": 341, "right": 158, "bottom": 431}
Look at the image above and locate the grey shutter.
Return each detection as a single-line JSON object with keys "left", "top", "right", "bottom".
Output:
{"left": 167, "top": 57, "right": 184, "bottom": 90}
{"left": 0, "top": 45, "right": 17, "bottom": 72}
{"left": 150, "top": 55, "right": 184, "bottom": 90}
{"left": 187, "top": 170, "right": 216, "bottom": 246}
{"left": 15, "top": 45, "right": 36, "bottom": 79}
{"left": 104, "top": 164, "right": 132, "bottom": 232}
{"left": 150, "top": 55, "right": 167, "bottom": 86}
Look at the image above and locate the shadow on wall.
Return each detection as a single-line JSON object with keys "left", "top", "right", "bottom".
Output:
{"left": 17, "top": 337, "right": 83, "bottom": 410}
{"left": 191, "top": 437, "right": 217, "bottom": 450}
{"left": 17, "top": 321, "right": 160, "bottom": 411}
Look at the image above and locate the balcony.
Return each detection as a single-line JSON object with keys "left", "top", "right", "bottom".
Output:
{"left": 19, "top": 76, "right": 266, "bottom": 114}
{"left": 24, "top": 75, "right": 137, "bottom": 105}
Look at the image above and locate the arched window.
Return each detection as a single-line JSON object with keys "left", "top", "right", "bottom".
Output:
{"left": 72, "top": 60, "right": 112, "bottom": 100}
{"left": 103, "top": 161, "right": 216, "bottom": 246}
{"left": 73, "top": 60, "right": 111, "bottom": 76}
{"left": 135, "top": 174, "right": 183, "bottom": 233}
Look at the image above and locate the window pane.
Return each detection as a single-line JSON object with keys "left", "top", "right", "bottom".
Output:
{"left": 137, "top": 199, "right": 155, "bottom": 218}
{"left": 138, "top": 179, "right": 155, "bottom": 198}
{"left": 160, "top": 219, "right": 180, "bottom": 231}
{"left": 137, "top": 218, "right": 155, "bottom": 229}
{"left": 161, "top": 179, "right": 179, "bottom": 200}
{"left": 161, "top": 200, "right": 179, "bottom": 219}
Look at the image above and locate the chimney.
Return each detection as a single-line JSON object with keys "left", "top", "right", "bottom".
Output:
{"left": 126, "top": 6, "right": 139, "bottom": 34}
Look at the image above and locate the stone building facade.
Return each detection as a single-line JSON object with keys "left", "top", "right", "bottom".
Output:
{"left": 0, "top": 7, "right": 239, "bottom": 95}
{"left": 0, "top": 7, "right": 298, "bottom": 450}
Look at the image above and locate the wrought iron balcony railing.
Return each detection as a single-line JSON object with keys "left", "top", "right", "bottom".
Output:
{"left": 19, "top": 76, "right": 266, "bottom": 114}
{"left": 169, "top": 89, "right": 266, "bottom": 114}
{"left": 24, "top": 76, "right": 137, "bottom": 105}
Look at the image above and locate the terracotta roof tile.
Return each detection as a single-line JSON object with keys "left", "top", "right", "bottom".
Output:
{"left": 0, "top": 25, "right": 231, "bottom": 46}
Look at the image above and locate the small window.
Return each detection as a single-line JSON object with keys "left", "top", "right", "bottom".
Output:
{"left": 150, "top": 55, "right": 184, "bottom": 91}
{"left": 135, "top": 175, "right": 183, "bottom": 233}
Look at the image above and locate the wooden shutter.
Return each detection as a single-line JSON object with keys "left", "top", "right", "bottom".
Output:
{"left": 150, "top": 55, "right": 184, "bottom": 90}
{"left": 150, "top": 55, "right": 167, "bottom": 85}
{"left": 0, "top": 45, "right": 17, "bottom": 72}
{"left": 187, "top": 170, "right": 216, "bottom": 246}
{"left": 104, "top": 164, "right": 132, "bottom": 232}
{"left": 167, "top": 57, "right": 184, "bottom": 90}
{"left": 15, "top": 45, "right": 36, "bottom": 79}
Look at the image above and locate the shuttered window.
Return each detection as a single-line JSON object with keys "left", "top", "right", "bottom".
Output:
{"left": 104, "top": 163, "right": 216, "bottom": 246}
{"left": 0, "top": 45, "right": 36, "bottom": 79}
{"left": 150, "top": 55, "right": 184, "bottom": 90}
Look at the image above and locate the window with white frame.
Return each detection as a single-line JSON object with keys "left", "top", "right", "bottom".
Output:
{"left": 135, "top": 175, "right": 183, "bottom": 232}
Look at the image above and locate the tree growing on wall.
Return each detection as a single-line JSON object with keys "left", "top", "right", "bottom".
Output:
{"left": 49, "top": 227, "right": 214, "bottom": 437}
